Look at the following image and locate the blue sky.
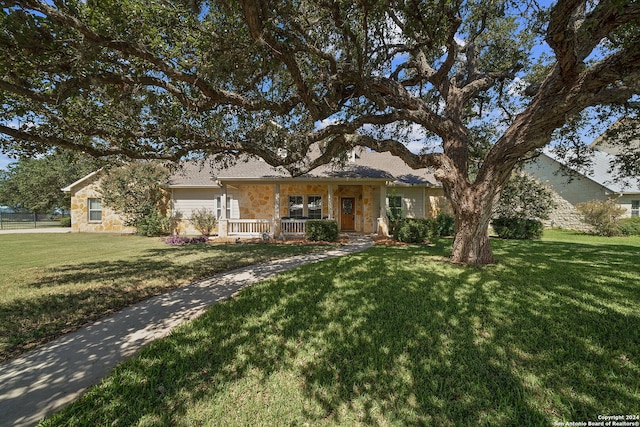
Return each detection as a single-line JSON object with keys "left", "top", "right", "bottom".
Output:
{"left": 0, "top": 154, "right": 13, "bottom": 171}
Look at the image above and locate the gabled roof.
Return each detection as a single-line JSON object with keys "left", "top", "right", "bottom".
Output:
{"left": 542, "top": 147, "right": 640, "bottom": 194}
{"left": 61, "top": 169, "right": 103, "bottom": 192}
{"left": 168, "top": 149, "right": 440, "bottom": 188}
{"left": 589, "top": 118, "right": 640, "bottom": 156}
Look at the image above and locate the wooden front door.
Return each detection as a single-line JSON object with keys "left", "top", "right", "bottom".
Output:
{"left": 341, "top": 197, "right": 355, "bottom": 231}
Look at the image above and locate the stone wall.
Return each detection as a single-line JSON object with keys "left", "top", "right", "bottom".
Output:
{"left": 69, "top": 174, "right": 135, "bottom": 233}
{"left": 545, "top": 188, "right": 592, "bottom": 232}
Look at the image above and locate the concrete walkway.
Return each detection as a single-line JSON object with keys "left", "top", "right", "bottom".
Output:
{"left": 0, "top": 236, "right": 373, "bottom": 427}
{"left": 0, "top": 227, "right": 71, "bottom": 234}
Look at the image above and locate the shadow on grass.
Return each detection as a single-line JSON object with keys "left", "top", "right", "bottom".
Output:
{"left": 42, "top": 239, "right": 640, "bottom": 426}
{"left": 0, "top": 243, "right": 327, "bottom": 361}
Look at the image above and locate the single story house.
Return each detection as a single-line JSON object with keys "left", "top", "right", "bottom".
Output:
{"left": 524, "top": 147, "right": 640, "bottom": 230}
{"left": 63, "top": 149, "right": 449, "bottom": 237}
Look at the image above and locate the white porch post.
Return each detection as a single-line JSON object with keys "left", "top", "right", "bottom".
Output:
{"left": 328, "top": 184, "right": 334, "bottom": 220}
{"left": 378, "top": 184, "right": 389, "bottom": 236}
{"left": 219, "top": 183, "right": 228, "bottom": 237}
{"left": 274, "top": 183, "right": 281, "bottom": 237}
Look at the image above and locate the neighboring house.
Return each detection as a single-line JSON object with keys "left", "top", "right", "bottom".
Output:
{"left": 589, "top": 117, "right": 640, "bottom": 155}
{"left": 524, "top": 147, "right": 640, "bottom": 230}
{"left": 64, "top": 149, "right": 449, "bottom": 237}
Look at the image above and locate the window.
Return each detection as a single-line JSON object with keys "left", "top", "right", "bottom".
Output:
{"left": 215, "top": 196, "right": 232, "bottom": 219}
{"left": 307, "top": 195, "right": 323, "bottom": 219}
{"left": 387, "top": 195, "right": 402, "bottom": 218}
{"left": 88, "top": 198, "right": 102, "bottom": 222}
{"left": 632, "top": 200, "right": 639, "bottom": 217}
{"left": 288, "top": 195, "right": 304, "bottom": 218}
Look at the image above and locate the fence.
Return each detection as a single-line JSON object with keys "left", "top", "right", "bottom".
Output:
{"left": 0, "top": 212, "right": 66, "bottom": 230}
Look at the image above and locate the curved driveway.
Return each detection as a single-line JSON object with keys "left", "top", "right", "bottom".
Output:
{"left": 0, "top": 236, "right": 372, "bottom": 426}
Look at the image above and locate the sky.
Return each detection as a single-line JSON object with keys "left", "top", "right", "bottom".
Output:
{"left": 0, "top": 155, "right": 13, "bottom": 170}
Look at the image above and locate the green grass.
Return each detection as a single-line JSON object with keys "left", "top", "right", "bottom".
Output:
{"left": 0, "top": 233, "right": 329, "bottom": 362}
{"left": 40, "top": 230, "right": 640, "bottom": 426}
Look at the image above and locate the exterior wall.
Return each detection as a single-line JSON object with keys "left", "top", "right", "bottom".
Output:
{"left": 68, "top": 174, "right": 135, "bottom": 233}
{"left": 524, "top": 156, "right": 611, "bottom": 205}
{"left": 172, "top": 187, "right": 242, "bottom": 235}
{"left": 238, "top": 184, "right": 276, "bottom": 219}
{"left": 385, "top": 186, "right": 449, "bottom": 218}
{"left": 524, "top": 155, "right": 637, "bottom": 229}
{"left": 617, "top": 194, "right": 640, "bottom": 218}
{"left": 172, "top": 187, "right": 218, "bottom": 235}
{"left": 425, "top": 188, "right": 450, "bottom": 217}
{"left": 69, "top": 175, "right": 449, "bottom": 236}
{"left": 279, "top": 183, "right": 330, "bottom": 219}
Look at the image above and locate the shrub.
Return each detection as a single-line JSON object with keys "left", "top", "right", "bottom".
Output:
{"left": 576, "top": 199, "right": 626, "bottom": 237}
{"left": 494, "top": 174, "right": 556, "bottom": 221}
{"left": 59, "top": 217, "right": 71, "bottom": 227}
{"left": 432, "top": 212, "right": 455, "bottom": 237}
{"left": 189, "top": 235, "right": 209, "bottom": 244}
{"left": 164, "top": 235, "right": 209, "bottom": 246}
{"left": 136, "top": 210, "right": 171, "bottom": 237}
{"left": 393, "top": 218, "right": 430, "bottom": 243}
{"left": 165, "top": 235, "right": 191, "bottom": 246}
{"left": 618, "top": 217, "right": 640, "bottom": 236}
{"left": 305, "top": 220, "right": 339, "bottom": 241}
{"left": 190, "top": 208, "right": 217, "bottom": 236}
{"left": 492, "top": 217, "right": 543, "bottom": 240}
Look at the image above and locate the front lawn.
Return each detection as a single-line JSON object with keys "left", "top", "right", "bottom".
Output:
{"left": 41, "top": 230, "right": 640, "bottom": 426}
{"left": 0, "top": 233, "right": 330, "bottom": 362}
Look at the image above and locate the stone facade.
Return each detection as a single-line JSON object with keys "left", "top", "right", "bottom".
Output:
{"left": 68, "top": 173, "right": 135, "bottom": 233}
{"left": 545, "top": 190, "right": 593, "bottom": 232}
{"left": 68, "top": 173, "right": 448, "bottom": 236}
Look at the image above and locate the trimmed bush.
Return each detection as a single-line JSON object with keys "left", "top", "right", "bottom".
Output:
{"left": 305, "top": 220, "right": 339, "bottom": 242}
{"left": 393, "top": 218, "right": 430, "bottom": 243}
{"left": 492, "top": 217, "right": 543, "bottom": 240}
{"left": 136, "top": 210, "right": 171, "bottom": 237}
{"left": 59, "top": 217, "right": 71, "bottom": 227}
{"left": 190, "top": 208, "right": 217, "bottom": 236}
{"left": 618, "top": 217, "right": 640, "bottom": 236}
{"left": 432, "top": 213, "right": 455, "bottom": 237}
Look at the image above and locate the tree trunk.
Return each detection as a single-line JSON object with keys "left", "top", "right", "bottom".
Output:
{"left": 450, "top": 208, "right": 495, "bottom": 264}
{"left": 444, "top": 179, "right": 499, "bottom": 265}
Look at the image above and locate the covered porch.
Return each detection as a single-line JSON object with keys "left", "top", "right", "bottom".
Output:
{"left": 216, "top": 180, "right": 391, "bottom": 238}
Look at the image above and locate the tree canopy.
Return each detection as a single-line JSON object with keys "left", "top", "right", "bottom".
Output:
{"left": 1, "top": 0, "right": 639, "bottom": 263}
{"left": 0, "top": 151, "right": 105, "bottom": 212}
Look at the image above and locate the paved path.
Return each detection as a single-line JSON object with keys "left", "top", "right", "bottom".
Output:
{"left": 0, "top": 227, "right": 71, "bottom": 234}
{"left": 0, "top": 236, "right": 373, "bottom": 427}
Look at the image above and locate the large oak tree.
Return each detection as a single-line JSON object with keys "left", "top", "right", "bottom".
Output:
{"left": 1, "top": 0, "right": 639, "bottom": 263}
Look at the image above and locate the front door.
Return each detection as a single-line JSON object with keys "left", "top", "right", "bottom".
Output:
{"left": 341, "top": 197, "right": 355, "bottom": 231}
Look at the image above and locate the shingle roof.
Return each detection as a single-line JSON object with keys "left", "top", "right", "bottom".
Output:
{"left": 167, "top": 149, "right": 440, "bottom": 187}
{"left": 589, "top": 118, "right": 640, "bottom": 156}
{"left": 543, "top": 147, "right": 640, "bottom": 194}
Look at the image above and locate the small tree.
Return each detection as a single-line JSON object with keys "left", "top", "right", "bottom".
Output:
{"left": 492, "top": 174, "right": 556, "bottom": 239}
{"left": 494, "top": 174, "right": 556, "bottom": 221}
{"left": 100, "top": 162, "right": 170, "bottom": 236}
{"left": 576, "top": 199, "right": 626, "bottom": 237}
{"left": 190, "top": 208, "right": 217, "bottom": 236}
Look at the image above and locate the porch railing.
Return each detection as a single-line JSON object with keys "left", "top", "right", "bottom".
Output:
{"left": 222, "top": 218, "right": 309, "bottom": 237}
{"left": 226, "top": 219, "right": 273, "bottom": 236}
{"left": 281, "top": 219, "right": 306, "bottom": 235}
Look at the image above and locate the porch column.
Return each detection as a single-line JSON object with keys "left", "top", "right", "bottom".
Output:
{"left": 327, "top": 184, "right": 334, "bottom": 220}
{"left": 274, "top": 183, "right": 281, "bottom": 237}
{"left": 219, "top": 183, "right": 228, "bottom": 237}
{"left": 378, "top": 184, "right": 389, "bottom": 236}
